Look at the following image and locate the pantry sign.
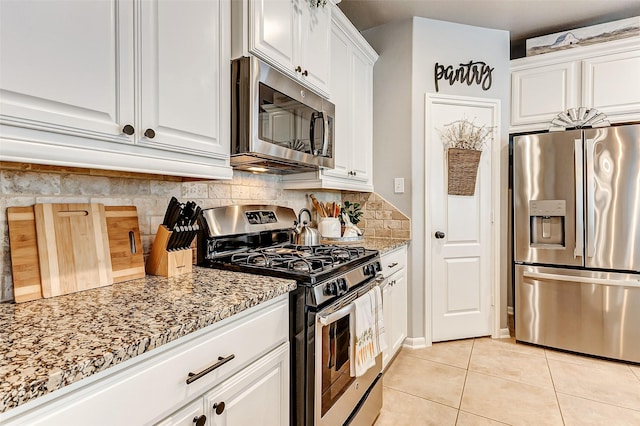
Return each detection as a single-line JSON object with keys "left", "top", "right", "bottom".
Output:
{"left": 434, "top": 60, "right": 494, "bottom": 92}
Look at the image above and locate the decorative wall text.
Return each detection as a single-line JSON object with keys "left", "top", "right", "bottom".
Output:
{"left": 434, "top": 60, "right": 494, "bottom": 92}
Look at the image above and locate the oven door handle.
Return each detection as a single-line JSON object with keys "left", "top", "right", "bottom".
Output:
{"left": 318, "top": 303, "right": 354, "bottom": 326}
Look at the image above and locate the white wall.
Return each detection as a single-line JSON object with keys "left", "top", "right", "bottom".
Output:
{"left": 365, "top": 17, "right": 510, "bottom": 340}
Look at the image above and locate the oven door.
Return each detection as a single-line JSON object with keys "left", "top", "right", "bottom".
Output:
{"left": 314, "top": 298, "right": 381, "bottom": 426}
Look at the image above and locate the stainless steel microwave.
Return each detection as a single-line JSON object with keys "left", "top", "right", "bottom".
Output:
{"left": 231, "top": 57, "right": 335, "bottom": 174}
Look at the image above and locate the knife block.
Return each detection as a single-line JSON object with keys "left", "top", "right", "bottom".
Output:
{"left": 146, "top": 225, "right": 193, "bottom": 277}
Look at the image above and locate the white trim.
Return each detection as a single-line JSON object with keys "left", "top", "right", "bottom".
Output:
{"left": 402, "top": 337, "right": 428, "bottom": 349}
{"left": 498, "top": 328, "right": 511, "bottom": 339}
{"left": 424, "top": 93, "right": 502, "bottom": 345}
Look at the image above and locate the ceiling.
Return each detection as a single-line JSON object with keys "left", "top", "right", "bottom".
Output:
{"left": 337, "top": 0, "right": 640, "bottom": 57}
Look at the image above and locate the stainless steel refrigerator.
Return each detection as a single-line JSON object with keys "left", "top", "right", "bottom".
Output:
{"left": 513, "top": 124, "right": 640, "bottom": 363}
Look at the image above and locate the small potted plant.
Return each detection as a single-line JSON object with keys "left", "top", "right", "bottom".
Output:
{"left": 340, "top": 201, "right": 363, "bottom": 226}
{"left": 439, "top": 117, "right": 494, "bottom": 196}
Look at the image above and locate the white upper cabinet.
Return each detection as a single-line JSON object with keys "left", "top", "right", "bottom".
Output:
{"left": 138, "top": 0, "right": 229, "bottom": 158}
{"left": 238, "top": 0, "right": 332, "bottom": 97}
{"left": 510, "top": 62, "right": 580, "bottom": 129}
{"left": 0, "top": 0, "right": 232, "bottom": 179}
{"left": 582, "top": 49, "right": 640, "bottom": 117}
{"left": 282, "top": 7, "right": 378, "bottom": 192}
{"left": 0, "top": 0, "right": 133, "bottom": 143}
{"left": 510, "top": 38, "right": 640, "bottom": 133}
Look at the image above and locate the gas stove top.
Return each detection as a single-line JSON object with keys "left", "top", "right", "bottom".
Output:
{"left": 196, "top": 205, "right": 382, "bottom": 306}
{"left": 202, "top": 243, "right": 379, "bottom": 285}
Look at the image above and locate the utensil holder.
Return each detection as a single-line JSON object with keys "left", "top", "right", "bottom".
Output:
{"left": 318, "top": 217, "right": 341, "bottom": 238}
{"left": 145, "top": 225, "right": 193, "bottom": 277}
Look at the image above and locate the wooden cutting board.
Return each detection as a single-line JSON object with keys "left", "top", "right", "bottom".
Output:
{"left": 104, "top": 206, "right": 145, "bottom": 283}
{"left": 34, "top": 203, "right": 113, "bottom": 298}
{"left": 7, "top": 206, "right": 43, "bottom": 303}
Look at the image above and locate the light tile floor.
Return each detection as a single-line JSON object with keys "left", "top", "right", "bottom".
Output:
{"left": 375, "top": 337, "right": 640, "bottom": 425}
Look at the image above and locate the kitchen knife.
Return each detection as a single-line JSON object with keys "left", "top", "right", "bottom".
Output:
{"left": 162, "top": 197, "right": 179, "bottom": 227}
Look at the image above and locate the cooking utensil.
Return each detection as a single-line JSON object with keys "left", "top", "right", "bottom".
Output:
{"left": 34, "top": 203, "right": 113, "bottom": 298}
{"left": 309, "top": 194, "right": 326, "bottom": 217}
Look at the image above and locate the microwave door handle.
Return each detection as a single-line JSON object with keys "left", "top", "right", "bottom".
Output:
{"left": 321, "top": 112, "right": 329, "bottom": 157}
{"left": 309, "top": 112, "right": 319, "bottom": 155}
{"left": 574, "top": 138, "right": 584, "bottom": 259}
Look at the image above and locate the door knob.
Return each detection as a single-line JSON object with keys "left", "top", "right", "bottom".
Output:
{"left": 435, "top": 231, "right": 445, "bottom": 239}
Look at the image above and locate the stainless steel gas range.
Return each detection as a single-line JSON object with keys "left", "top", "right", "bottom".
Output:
{"left": 197, "top": 205, "right": 384, "bottom": 426}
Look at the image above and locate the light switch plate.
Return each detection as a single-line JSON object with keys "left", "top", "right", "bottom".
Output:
{"left": 394, "top": 177, "right": 404, "bottom": 193}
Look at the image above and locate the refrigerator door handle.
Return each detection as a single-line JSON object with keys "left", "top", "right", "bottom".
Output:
{"left": 586, "top": 137, "right": 596, "bottom": 258}
{"left": 574, "top": 138, "right": 584, "bottom": 259}
{"left": 523, "top": 271, "right": 640, "bottom": 288}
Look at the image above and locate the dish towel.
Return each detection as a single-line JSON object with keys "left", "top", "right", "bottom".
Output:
{"left": 351, "top": 286, "right": 387, "bottom": 377}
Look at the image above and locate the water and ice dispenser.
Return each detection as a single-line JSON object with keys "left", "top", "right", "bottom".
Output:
{"left": 529, "top": 200, "right": 566, "bottom": 248}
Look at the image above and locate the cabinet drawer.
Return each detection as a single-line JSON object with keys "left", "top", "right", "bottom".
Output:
{"left": 380, "top": 246, "right": 407, "bottom": 275}
{"left": 3, "top": 297, "right": 289, "bottom": 426}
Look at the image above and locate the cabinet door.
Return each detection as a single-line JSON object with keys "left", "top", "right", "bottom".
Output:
{"left": 348, "top": 48, "right": 373, "bottom": 184}
{"left": 139, "top": 0, "right": 229, "bottom": 158}
{"left": 298, "top": 1, "right": 331, "bottom": 95}
{"left": 510, "top": 62, "right": 579, "bottom": 128}
{"left": 205, "top": 344, "right": 289, "bottom": 426}
{"left": 323, "top": 24, "right": 351, "bottom": 180}
{"left": 381, "top": 282, "right": 393, "bottom": 369}
{"left": 582, "top": 50, "right": 640, "bottom": 120}
{"left": 390, "top": 268, "right": 408, "bottom": 354}
{"left": 249, "top": 0, "right": 296, "bottom": 74}
{"left": 0, "top": 0, "right": 133, "bottom": 143}
{"left": 156, "top": 400, "right": 205, "bottom": 426}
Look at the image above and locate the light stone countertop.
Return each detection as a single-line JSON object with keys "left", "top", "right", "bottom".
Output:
{"left": 359, "top": 238, "right": 409, "bottom": 254}
{"left": 0, "top": 268, "right": 296, "bottom": 413}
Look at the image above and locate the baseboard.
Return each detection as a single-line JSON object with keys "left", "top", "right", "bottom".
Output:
{"left": 402, "top": 337, "right": 428, "bottom": 349}
{"left": 498, "top": 328, "right": 511, "bottom": 339}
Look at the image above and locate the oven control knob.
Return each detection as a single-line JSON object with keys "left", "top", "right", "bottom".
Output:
{"left": 363, "top": 265, "right": 371, "bottom": 275}
{"left": 324, "top": 281, "right": 338, "bottom": 296}
{"left": 374, "top": 261, "right": 382, "bottom": 272}
{"left": 338, "top": 278, "right": 348, "bottom": 292}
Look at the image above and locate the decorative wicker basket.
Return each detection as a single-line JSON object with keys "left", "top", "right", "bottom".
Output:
{"left": 447, "top": 148, "right": 481, "bottom": 196}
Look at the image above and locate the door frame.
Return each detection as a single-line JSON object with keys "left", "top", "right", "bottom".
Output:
{"left": 424, "top": 93, "right": 502, "bottom": 345}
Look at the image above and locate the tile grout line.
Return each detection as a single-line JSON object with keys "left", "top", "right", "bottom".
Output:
{"left": 453, "top": 338, "right": 475, "bottom": 425}
{"left": 545, "top": 349, "right": 567, "bottom": 425}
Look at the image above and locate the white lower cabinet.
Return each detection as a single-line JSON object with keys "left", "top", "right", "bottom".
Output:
{"left": 0, "top": 296, "right": 289, "bottom": 426}
{"left": 381, "top": 246, "right": 408, "bottom": 370}
{"left": 159, "top": 343, "right": 289, "bottom": 426}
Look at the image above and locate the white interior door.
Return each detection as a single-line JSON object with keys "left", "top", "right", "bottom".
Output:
{"left": 425, "top": 94, "right": 499, "bottom": 342}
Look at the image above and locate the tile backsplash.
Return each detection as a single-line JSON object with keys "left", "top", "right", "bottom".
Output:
{"left": 1, "top": 164, "right": 410, "bottom": 302}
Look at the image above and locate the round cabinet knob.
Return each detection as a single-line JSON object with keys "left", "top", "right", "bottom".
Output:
{"left": 302, "top": 69, "right": 308, "bottom": 76}
{"left": 295, "top": 65, "right": 302, "bottom": 73}
{"left": 144, "top": 128, "right": 156, "bottom": 139}
{"left": 193, "top": 415, "right": 206, "bottom": 426}
{"left": 434, "top": 231, "right": 446, "bottom": 239}
{"left": 122, "top": 124, "right": 135, "bottom": 135}
{"left": 213, "top": 401, "right": 225, "bottom": 415}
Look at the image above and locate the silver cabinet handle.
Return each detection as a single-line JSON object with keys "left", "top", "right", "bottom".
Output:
{"left": 523, "top": 271, "right": 640, "bottom": 288}
{"left": 586, "top": 137, "right": 596, "bottom": 258}
{"left": 574, "top": 138, "right": 584, "bottom": 259}
{"left": 186, "top": 354, "right": 235, "bottom": 384}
